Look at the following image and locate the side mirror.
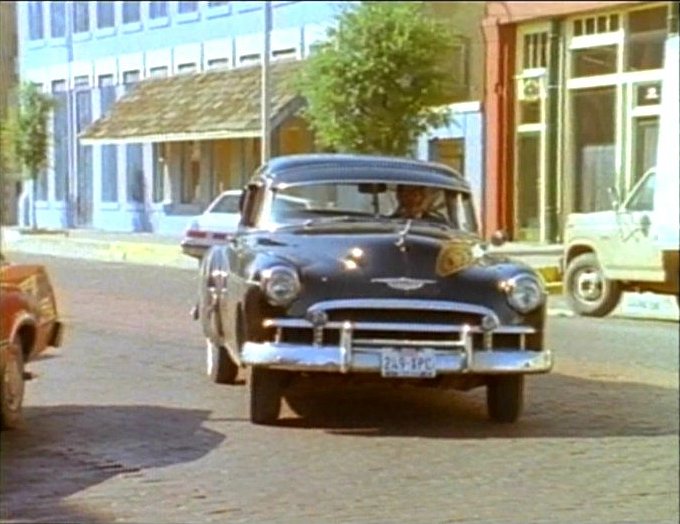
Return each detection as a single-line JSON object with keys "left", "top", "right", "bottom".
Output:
{"left": 490, "top": 230, "right": 508, "bottom": 247}
{"left": 640, "top": 214, "right": 651, "bottom": 236}
{"left": 607, "top": 186, "right": 620, "bottom": 210}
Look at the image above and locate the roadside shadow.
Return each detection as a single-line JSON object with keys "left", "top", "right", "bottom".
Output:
{"left": 280, "top": 372, "right": 679, "bottom": 439}
{"left": 0, "top": 404, "right": 225, "bottom": 523}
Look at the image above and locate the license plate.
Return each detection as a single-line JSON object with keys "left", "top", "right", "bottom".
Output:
{"left": 381, "top": 348, "right": 436, "bottom": 378}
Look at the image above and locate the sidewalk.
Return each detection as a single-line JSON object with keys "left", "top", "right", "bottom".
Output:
{"left": 2, "top": 225, "right": 677, "bottom": 322}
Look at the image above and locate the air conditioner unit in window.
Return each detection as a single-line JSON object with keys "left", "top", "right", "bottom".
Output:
{"left": 516, "top": 73, "right": 546, "bottom": 102}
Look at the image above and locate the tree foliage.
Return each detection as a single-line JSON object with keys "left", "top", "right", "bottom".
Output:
{"left": 295, "top": 1, "right": 456, "bottom": 156}
{"left": 0, "top": 82, "right": 57, "bottom": 228}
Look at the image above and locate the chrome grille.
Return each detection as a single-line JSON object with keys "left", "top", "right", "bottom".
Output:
{"left": 262, "top": 299, "right": 535, "bottom": 351}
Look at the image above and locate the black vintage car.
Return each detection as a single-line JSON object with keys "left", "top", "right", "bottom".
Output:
{"left": 195, "top": 154, "right": 552, "bottom": 425}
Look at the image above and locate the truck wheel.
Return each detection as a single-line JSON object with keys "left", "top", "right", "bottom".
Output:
{"left": 249, "top": 367, "right": 283, "bottom": 425}
{"left": 1, "top": 338, "right": 25, "bottom": 430}
{"left": 564, "top": 253, "right": 622, "bottom": 317}
{"left": 206, "top": 339, "right": 238, "bottom": 384}
{"left": 486, "top": 375, "right": 524, "bottom": 423}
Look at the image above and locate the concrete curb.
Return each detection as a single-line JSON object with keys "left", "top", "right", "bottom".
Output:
{"left": 3, "top": 234, "right": 197, "bottom": 270}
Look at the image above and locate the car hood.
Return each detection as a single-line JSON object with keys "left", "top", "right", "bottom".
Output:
{"left": 246, "top": 223, "right": 534, "bottom": 319}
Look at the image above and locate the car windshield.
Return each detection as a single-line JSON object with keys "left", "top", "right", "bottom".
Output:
{"left": 262, "top": 181, "right": 478, "bottom": 233}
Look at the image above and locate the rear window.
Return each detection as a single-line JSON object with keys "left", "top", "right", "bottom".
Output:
{"left": 210, "top": 194, "right": 240, "bottom": 214}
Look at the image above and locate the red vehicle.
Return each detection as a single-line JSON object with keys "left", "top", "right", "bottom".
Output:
{"left": 1, "top": 254, "right": 64, "bottom": 429}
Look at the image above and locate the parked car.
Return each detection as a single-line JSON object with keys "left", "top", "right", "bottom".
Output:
{"left": 181, "top": 189, "right": 310, "bottom": 260}
{"left": 1, "top": 253, "right": 64, "bottom": 429}
{"left": 194, "top": 154, "right": 552, "bottom": 425}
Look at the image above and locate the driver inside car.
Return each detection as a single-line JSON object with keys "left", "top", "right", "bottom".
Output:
{"left": 392, "top": 184, "right": 440, "bottom": 220}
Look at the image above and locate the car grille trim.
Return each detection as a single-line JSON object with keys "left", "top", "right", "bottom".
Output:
{"left": 262, "top": 318, "right": 535, "bottom": 335}
{"left": 307, "top": 298, "right": 499, "bottom": 319}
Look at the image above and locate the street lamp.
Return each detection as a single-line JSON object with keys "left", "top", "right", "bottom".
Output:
{"left": 261, "top": 0, "right": 272, "bottom": 165}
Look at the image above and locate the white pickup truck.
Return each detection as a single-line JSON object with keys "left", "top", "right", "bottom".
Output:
{"left": 562, "top": 34, "right": 679, "bottom": 317}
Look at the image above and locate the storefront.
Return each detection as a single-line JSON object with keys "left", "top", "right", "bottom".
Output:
{"left": 483, "top": 1, "right": 676, "bottom": 243}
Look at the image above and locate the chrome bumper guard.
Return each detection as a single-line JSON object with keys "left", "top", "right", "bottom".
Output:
{"left": 242, "top": 309, "right": 553, "bottom": 375}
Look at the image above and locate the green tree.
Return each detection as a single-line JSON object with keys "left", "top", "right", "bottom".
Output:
{"left": 295, "top": 1, "right": 456, "bottom": 156}
{"left": 0, "top": 82, "right": 57, "bottom": 230}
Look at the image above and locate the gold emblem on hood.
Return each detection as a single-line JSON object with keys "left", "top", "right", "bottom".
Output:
{"left": 435, "top": 240, "right": 476, "bottom": 277}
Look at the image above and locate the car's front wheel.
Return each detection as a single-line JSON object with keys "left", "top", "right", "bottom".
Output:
{"left": 206, "top": 339, "right": 238, "bottom": 384}
{"left": 486, "top": 375, "right": 524, "bottom": 423}
{"left": 564, "top": 253, "right": 622, "bottom": 317}
{"left": 1, "top": 337, "right": 25, "bottom": 430}
{"left": 249, "top": 367, "right": 285, "bottom": 425}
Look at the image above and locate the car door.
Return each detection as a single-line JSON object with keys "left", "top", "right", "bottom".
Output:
{"left": 609, "top": 170, "right": 663, "bottom": 280}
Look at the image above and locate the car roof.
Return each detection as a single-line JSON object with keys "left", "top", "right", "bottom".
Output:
{"left": 251, "top": 153, "right": 469, "bottom": 191}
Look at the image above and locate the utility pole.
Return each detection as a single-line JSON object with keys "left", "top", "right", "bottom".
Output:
{"left": 260, "top": 0, "right": 272, "bottom": 165}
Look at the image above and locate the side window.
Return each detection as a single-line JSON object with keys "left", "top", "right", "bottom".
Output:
{"left": 626, "top": 172, "right": 655, "bottom": 212}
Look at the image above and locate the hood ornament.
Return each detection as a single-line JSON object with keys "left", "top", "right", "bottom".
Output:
{"left": 371, "top": 277, "right": 436, "bottom": 291}
{"left": 395, "top": 219, "right": 413, "bottom": 252}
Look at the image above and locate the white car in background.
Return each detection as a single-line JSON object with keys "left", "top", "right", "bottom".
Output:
{"left": 181, "top": 190, "right": 243, "bottom": 260}
{"left": 181, "top": 189, "right": 310, "bottom": 260}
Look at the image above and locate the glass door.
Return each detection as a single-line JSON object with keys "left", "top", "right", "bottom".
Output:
{"left": 515, "top": 133, "right": 542, "bottom": 241}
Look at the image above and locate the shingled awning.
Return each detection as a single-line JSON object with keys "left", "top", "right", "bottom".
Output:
{"left": 79, "top": 59, "right": 305, "bottom": 145}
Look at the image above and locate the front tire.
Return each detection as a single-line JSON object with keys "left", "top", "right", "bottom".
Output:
{"left": 249, "top": 367, "right": 284, "bottom": 425}
{"left": 564, "top": 253, "right": 622, "bottom": 317}
{"left": 1, "top": 338, "right": 25, "bottom": 430}
{"left": 486, "top": 375, "right": 524, "bottom": 423}
{"left": 206, "top": 339, "right": 238, "bottom": 384}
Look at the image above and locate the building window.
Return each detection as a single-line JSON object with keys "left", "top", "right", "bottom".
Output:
{"left": 571, "top": 45, "right": 618, "bottom": 77}
{"left": 97, "top": 1, "right": 115, "bottom": 29}
{"left": 123, "top": 1, "right": 141, "bottom": 24}
{"left": 73, "top": 1, "right": 90, "bottom": 33}
{"left": 177, "top": 63, "right": 197, "bottom": 74}
{"left": 272, "top": 48, "right": 297, "bottom": 61}
{"left": 178, "top": 1, "right": 198, "bottom": 13}
{"left": 571, "top": 86, "right": 617, "bottom": 213}
{"left": 149, "top": 1, "right": 168, "bottom": 19}
{"left": 523, "top": 32, "right": 548, "bottom": 69}
{"left": 126, "top": 144, "right": 144, "bottom": 203}
{"left": 51, "top": 80, "right": 68, "bottom": 202}
{"left": 49, "top": 2, "right": 66, "bottom": 38}
{"left": 99, "top": 75, "right": 118, "bottom": 203}
{"left": 76, "top": 86, "right": 94, "bottom": 218}
{"left": 626, "top": 5, "right": 667, "bottom": 72}
{"left": 573, "top": 14, "right": 620, "bottom": 36}
{"left": 28, "top": 2, "right": 44, "bottom": 40}
{"left": 207, "top": 58, "right": 229, "bottom": 70}
{"left": 123, "top": 70, "right": 140, "bottom": 90}
{"left": 239, "top": 53, "right": 261, "bottom": 66}
{"left": 149, "top": 66, "right": 169, "bottom": 78}
{"left": 74, "top": 75, "right": 90, "bottom": 89}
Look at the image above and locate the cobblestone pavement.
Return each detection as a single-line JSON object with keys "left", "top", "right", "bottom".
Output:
{"left": 1, "top": 255, "right": 678, "bottom": 524}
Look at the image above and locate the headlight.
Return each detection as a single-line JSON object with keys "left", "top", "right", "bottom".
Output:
{"left": 260, "top": 265, "right": 301, "bottom": 306}
{"left": 504, "top": 274, "right": 545, "bottom": 313}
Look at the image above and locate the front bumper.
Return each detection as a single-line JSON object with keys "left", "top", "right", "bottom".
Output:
{"left": 242, "top": 325, "right": 553, "bottom": 375}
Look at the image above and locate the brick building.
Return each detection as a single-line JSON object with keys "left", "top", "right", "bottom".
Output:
{"left": 482, "top": 1, "right": 677, "bottom": 243}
